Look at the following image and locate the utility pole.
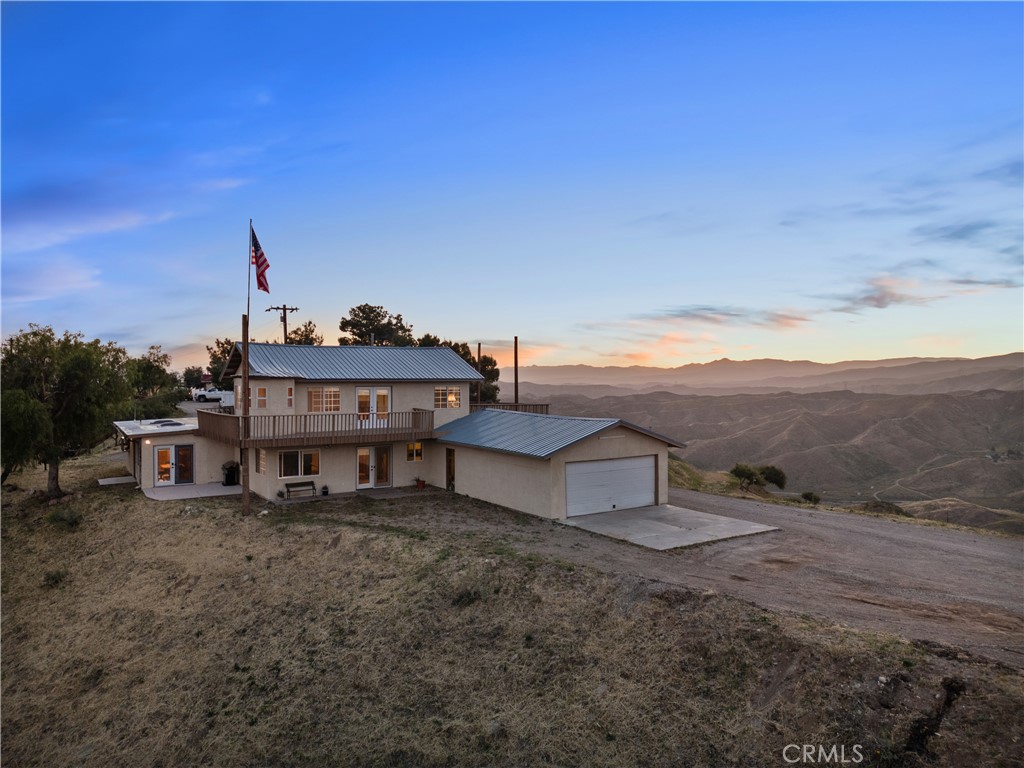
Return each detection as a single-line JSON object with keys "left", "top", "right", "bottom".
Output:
{"left": 266, "top": 305, "right": 300, "bottom": 343}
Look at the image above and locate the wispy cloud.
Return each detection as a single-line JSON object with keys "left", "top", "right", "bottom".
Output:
{"left": 643, "top": 305, "right": 811, "bottom": 330}
{"left": 3, "top": 209, "right": 177, "bottom": 254}
{"left": 2, "top": 253, "right": 102, "bottom": 303}
{"left": 830, "top": 275, "right": 933, "bottom": 314}
{"left": 192, "top": 177, "right": 251, "bottom": 192}
{"left": 975, "top": 158, "right": 1023, "bottom": 187}
{"left": 913, "top": 219, "right": 1000, "bottom": 245}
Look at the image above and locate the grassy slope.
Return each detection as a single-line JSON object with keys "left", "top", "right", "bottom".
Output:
{"left": 668, "top": 455, "right": 1024, "bottom": 536}
{"left": 2, "top": 451, "right": 1022, "bottom": 767}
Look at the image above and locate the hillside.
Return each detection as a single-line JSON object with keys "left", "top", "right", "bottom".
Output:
{"left": 535, "top": 389, "right": 1024, "bottom": 510}
{"left": 507, "top": 353, "right": 1023, "bottom": 396}
{"left": 2, "top": 452, "right": 1022, "bottom": 767}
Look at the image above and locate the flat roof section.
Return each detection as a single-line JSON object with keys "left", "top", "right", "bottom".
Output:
{"left": 113, "top": 417, "right": 199, "bottom": 439}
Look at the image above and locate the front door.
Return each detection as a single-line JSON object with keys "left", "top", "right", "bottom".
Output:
{"left": 446, "top": 448, "right": 455, "bottom": 491}
{"left": 357, "top": 387, "right": 391, "bottom": 428}
{"left": 155, "top": 445, "right": 195, "bottom": 486}
{"left": 356, "top": 446, "right": 392, "bottom": 489}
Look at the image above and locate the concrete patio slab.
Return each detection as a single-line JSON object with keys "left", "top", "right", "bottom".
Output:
{"left": 97, "top": 476, "right": 137, "bottom": 486}
{"left": 561, "top": 504, "right": 778, "bottom": 550}
{"left": 143, "top": 482, "right": 243, "bottom": 501}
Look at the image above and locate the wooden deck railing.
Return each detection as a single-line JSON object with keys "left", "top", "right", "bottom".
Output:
{"left": 470, "top": 402, "right": 550, "bottom": 414}
{"left": 197, "top": 409, "right": 435, "bottom": 448}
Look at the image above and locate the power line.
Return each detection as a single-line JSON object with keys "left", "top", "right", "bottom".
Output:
{"left": 266, "top": 305, "right": 300, "bottom": 343}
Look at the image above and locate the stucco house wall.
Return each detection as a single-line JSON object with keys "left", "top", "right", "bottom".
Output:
{"left": 129, "top": 433, "right": 236, "bottom": 488}
{"left": 249, "top": 439, "right": 432, "bottom": 499}
{"left": 444, "top": 445, "right": 555, "bottom": 519}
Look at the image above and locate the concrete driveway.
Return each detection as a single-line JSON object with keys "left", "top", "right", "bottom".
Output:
{"left": 560, "top": 504, "right": 777, "bottom": 550}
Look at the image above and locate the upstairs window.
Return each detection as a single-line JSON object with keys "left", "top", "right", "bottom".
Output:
{"left": 286, "top": 386, "right": 294, "bottom": 408}
{"left": 256, "top": 387, "right": 268, "bottom": 409}
{"left": 308, "top": 386, "right": 341, "bottom": 412}
{"left": 434, "top": 386, "right": 461, "bottom": 409}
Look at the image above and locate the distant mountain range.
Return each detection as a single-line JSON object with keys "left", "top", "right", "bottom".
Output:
{"left": 509, "top": 353, "right": 1024, "bottom": 512}
{"left": 503, "top": 353, "right": 1022, "bottom": 397}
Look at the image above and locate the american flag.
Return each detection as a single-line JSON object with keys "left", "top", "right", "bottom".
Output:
{"left": 250, "top": 225, "right": 270, "bottom": 293}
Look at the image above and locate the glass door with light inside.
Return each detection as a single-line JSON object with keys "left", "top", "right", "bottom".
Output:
{"left": 154, "top": 445, "right": 195, "bottom": 486}
{"left": 356, "top": 446, "right": 392, "bottom": 489}
{"left": 357, "top": 387, "right": 391, "bottom": 428}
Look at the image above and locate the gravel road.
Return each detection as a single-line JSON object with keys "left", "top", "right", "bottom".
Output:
{"left": 509, "top": 489, "right": 1024, "bottom": 667}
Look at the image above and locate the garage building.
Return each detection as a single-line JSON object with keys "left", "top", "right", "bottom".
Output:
{"left": 436, "top": 409, "right": 682, "bottom": 520}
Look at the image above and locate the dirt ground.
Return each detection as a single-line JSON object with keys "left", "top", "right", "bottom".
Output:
{"left": 2, "top": 450, "right": 1023, "bottom": 767}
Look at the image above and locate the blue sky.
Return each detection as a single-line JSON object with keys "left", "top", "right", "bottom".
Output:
{"left": 2, "top": 2, "right": 1021, "bottom": 372}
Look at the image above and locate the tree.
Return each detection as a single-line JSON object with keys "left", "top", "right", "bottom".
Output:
{"left": 127, "top": 345, "right": 186, "bottom": 420}
{"left": 1, "top": 389, "right": 51, "bottom": 483}
{"left": 206, "top": 337, "right": 236, "bottom": 384}
{"left": 758, "top": 465, "right": 787, "bottom": 490}
{"left": 129, "top": 345, "right": 174, "bottom": 398}
{"left": 1, "top": 325, "right": 133, "bottom": 496}
{"left": 729, "top": 463, "right": 764, "bottom": 491}
{"left": 182, "top": 366, "right": 206, "bottom": 389}
{"left": 286, "top": 320, "right": 324, "bottom": 345}
{"left": 338, "top": 304, "right": 415, "bottom": 346}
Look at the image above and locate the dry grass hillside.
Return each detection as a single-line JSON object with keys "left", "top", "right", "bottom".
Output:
{"left": 539, "top": 389, "right": 1024, "bottom": 510}
{"left": 3, "top": 450, "right": 1023, "bottom": 767}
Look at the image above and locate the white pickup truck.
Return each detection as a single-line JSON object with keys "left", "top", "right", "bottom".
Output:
{"left": 191, "top": 387, "right": 233, "bottom": 405}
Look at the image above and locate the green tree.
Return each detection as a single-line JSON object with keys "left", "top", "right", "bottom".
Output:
{"left": 286, "top": 320, "right": 324, "bottom": 345}
{"left": 1, "top": 389, "right": 51, "bottom": 483}
{"left": 338, "top": 304, "right": 415, "bottom": 346}
{"left": 130, "top": 345, "right": 173, "bottom": 398}
{"left": 206, "top": 337, "right": 236, "bottom": 384}
{"left": 1, "top": 325, "right": 133, "bottom": 496}
{"left": 128, "top": 345, "right": 186, "bottom": 420}
{"left": 729, "top": 463, "right": 764, "bottom": 491}
{"left": 182, "top": 366, "right": 206, "bottom": 389}
{"left": 758, "top": 465, "right": 787, "bottom": 490}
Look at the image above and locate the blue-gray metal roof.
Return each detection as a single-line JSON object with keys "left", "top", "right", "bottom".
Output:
{"left": 224, "top": 343, "right": 484, "bottom": 382}
{"left": 437, "top": 409, "right": 680, "bottom": 459}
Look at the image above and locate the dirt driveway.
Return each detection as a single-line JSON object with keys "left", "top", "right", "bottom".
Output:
{"left": 380, "top": 488, "right": 1023, "bottom": 667}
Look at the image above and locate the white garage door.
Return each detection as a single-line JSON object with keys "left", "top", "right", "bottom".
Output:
{"left": 565, "top": 456, "right": 656, "bottom": 517}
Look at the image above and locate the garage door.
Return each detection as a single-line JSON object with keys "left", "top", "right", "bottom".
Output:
{"left": 565, "top": 456, "right": 656, "bottom": 517}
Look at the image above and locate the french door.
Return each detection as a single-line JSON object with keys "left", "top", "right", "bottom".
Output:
{"left": 356, "top": 446, "right": 391, "bottom": 489}
{"left": 154, "top": 445, "right": 195, "bottom": 486}
{"left": 357, "top": 387, "right": 391, "bottom": 428}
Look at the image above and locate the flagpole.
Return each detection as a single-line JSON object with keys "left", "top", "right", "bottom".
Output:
{"left": 247, "top": 218, "right": 253, "bottom": 320}
{"left": 241, "top": 219, "right": 252, "bottom": 516}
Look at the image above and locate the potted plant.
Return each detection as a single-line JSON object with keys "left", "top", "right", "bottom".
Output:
{"left": 321, "top": 484, "right": 329, "bottom": 496}
{"left": 414, "top": 477, "right": 426, "bottom": 490}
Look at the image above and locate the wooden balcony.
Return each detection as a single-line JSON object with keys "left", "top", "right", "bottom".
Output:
{"left": 470, "top": 402, "right": 549, "bottom": 414}
{"left": 197, "top": 409, "right": 435, "bottom": 449}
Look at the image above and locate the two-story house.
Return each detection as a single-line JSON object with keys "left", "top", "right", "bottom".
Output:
{"left": 114, "top": 342, "right": 680, "bottom": 520}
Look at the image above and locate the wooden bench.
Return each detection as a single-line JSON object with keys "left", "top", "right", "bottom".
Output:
{"left": 285, "top": 480, "right": 318, "bottom": 499}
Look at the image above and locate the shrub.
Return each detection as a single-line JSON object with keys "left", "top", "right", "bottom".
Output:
{"left": 46, "top": 505, "right": 82, "bottom": 529}
{"left": 42, "top": 569, "right": 67, "bottom": 588}
{"left": 758, "top": 465, "right": 787, "bottom": 490}
{"left": 801, "top": 491, "right": 821, "bottom": 505}
{"left": 729, "top": 463, "right": 764, "bottom": 490}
